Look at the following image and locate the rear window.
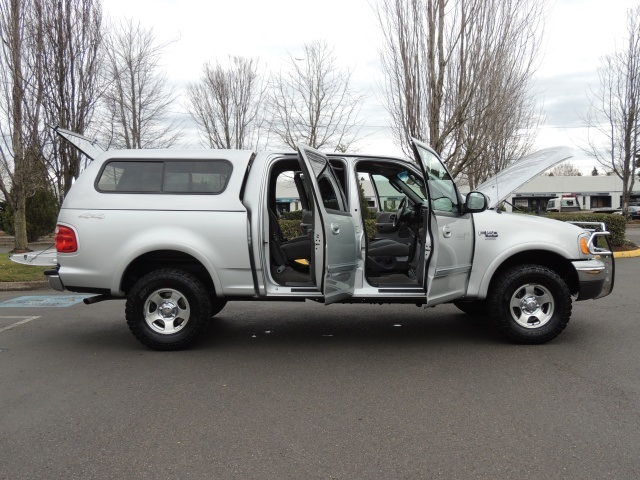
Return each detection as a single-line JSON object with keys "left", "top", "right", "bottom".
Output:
{"left": 96, "top": 160, "right": 233, "bottom": 194}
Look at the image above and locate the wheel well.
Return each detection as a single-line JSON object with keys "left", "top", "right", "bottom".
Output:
{"left": 121, "top": 250, "right": 215, "bottom": 295}
{"left": 488, "top": 250, "right": 579, "bottom": 296}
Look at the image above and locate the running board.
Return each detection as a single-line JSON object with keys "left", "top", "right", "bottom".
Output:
{"left": 377, "top": 287, "right": 424, "bottom": 294}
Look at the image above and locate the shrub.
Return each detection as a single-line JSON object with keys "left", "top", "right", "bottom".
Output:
{"left": 543, "top": 212, "right": 627, "bottom": 247}
{"left": 278, "top": 219, "right": 305, "bottom": 240}
{"left": 279, "top": 218, "right": 378, "bottom": 240}
{"left": 2, "top": 189, "right": 58, "bottom": 242}
{"left": 280, "top": 210, "right": 303, "bottom": 220}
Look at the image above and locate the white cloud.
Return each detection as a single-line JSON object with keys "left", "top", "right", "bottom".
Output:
{"left": 101, "top": 0, "right": 638, "bottom": 160}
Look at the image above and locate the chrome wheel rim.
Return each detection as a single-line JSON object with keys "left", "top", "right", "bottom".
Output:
{"left": 509, "top": 283, "right": 554, "bottom": 329}
{"left": 144, "top": 288, "right": 191, "bottom": 335}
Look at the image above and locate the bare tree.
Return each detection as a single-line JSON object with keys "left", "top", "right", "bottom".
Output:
{"left": 101, "top": 19, "right": 181, "bottom": 149}
{"left": 0, "top": 0, "right": 47, "bottom": 251}
{"left": 38, "top": 0, "right": 104, "bottom": 203}
{"left": 376, "top": 0, "right": 543, "bottom": 185}
{"left": 268, "top": 40, "right": 365, "bottom": 151}
{"left": 546, "top": 161, "right": 583, "bottom": 176}
{"left": 187, "top": 56, "right": 265, "bottom": 149}
{"left": 585, "top": 6, "right": 640, "bottom": 215}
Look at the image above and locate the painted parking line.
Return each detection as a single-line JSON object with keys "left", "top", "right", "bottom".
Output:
{"left": 0, "top": 316, "right": 41, "bottom": 334}
{"left": 0, "top": 295, "right": 93, "bottom": 308}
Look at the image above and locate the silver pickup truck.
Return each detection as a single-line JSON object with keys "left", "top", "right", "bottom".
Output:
{"left": 14, "top": 129, "right": 615, "bottom": 350}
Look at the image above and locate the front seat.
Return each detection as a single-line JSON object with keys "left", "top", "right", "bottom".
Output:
{"left": 367, "top": 237, "right": 411, "bottom": 273}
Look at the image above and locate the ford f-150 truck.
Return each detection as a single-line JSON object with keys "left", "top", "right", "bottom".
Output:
{"left": 13, "top": 129, "right": 615, "bottom": 350}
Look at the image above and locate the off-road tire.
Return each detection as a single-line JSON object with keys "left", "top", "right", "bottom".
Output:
{"left": 126, "top": 269, "right": 212, "bottom": 350}
{"left": 489, "top": 264, "right": 572, "bottom": 344}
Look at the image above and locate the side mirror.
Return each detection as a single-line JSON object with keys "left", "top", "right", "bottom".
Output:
{"left": 465, "top": 191, "right": 488, "bottom": 213}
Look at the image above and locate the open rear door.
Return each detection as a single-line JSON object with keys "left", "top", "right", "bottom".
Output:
{"left": 296, "top": 143, "right": 358, "bottom": 304}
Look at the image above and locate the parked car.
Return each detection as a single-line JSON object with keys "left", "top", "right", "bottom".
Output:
{"left": 614, "top": 205, "right": 640, "bottom": 219}
{"left": 546, "top": 195, "right": 582, "bottom": 212}
{"left": 11, "top": 129, "right": 615, "bottom": 350}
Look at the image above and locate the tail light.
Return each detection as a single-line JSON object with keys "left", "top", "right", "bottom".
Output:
{"left": 55, "top": 225, "right": 78, "bottom": 253}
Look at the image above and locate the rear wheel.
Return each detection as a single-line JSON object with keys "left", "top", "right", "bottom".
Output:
{"left": 488, "top": 264, "right": 572, "bottom": 344}
{"left": 126, "top": 269, "right": 212, "bottom": 350}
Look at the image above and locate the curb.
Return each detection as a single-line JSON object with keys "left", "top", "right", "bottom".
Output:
{"left": 0, "top": 281, "right": 50, "bottom": 292}
{"left": 613, "top": 249, "right": 640, "bottom": 258}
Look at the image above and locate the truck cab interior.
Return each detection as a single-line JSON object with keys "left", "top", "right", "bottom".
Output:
{"left": 267, "top": 156, "right": 430, "bottom": 289}
{"left": 355, "top": 159, "right": 428, "bottom": 287}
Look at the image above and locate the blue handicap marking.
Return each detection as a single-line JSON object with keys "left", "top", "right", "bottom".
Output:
{"left": 0, "top": 295, "right": 94, "bottom": 308}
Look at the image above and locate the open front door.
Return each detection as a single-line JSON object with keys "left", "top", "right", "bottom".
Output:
{"left": 296, "top": 143, "right": 358, "bottom": 304}
{"left": 410, "top": 138, "right": 474, "bottom": 305}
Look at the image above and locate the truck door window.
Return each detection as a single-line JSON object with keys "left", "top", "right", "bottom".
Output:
{"left": 371, "top": 174, "right": 405, "bottom": 211}
{"left": 414, "top": 147, "right": 460, "bottom": 213}
{"left": 317, "top": 174, "right": 346, "bottom": 212}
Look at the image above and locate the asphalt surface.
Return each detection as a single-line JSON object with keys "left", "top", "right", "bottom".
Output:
{"left": 625, "top": 225, "right": 640, "bottom": 245}
{"left": 0, "top": 259, "right": 639, "bottom": 479}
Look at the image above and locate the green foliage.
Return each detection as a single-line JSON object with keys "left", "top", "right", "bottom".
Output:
{"left": 2, "top": 189, "right": 58, "bottom": 242}
{"left": 543, "top": 212, "right": 627, "bottom": 246}
{"left": 279, "top": 218, "right": 378, "bottom": 240}
{"left": 359, "top": 183, "right": 374, "bottom": 220}
{"left": 280, "top": 210, "right": 303, "bottom": 220}
{"left": 278, "top": 219, "right": 305, "bottom": 240}
{"left": 365, "top": 219, "right": 376, "bottom": 239}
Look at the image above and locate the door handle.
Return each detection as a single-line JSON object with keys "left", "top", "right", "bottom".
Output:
{"left": 442, "top": 226, "right": 452, "bottom": 238}
{"left": 331, "top": 223, "right": 340, "bottom": 235}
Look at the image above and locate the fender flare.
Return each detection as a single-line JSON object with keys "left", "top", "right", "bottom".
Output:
{"left": 472, "top": 242, "right": 574, "bottom": 299}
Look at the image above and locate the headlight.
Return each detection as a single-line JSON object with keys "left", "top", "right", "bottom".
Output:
{"left": 578, "top": 231, "right": 612, "bottom": 258}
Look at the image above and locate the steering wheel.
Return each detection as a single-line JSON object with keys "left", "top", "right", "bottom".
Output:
{"left": 392, "top": 197, "right": 407, "bottom": 228}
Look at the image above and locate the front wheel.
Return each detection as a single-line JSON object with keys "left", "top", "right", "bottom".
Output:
{"left": 488, "top": 265, "right": 572, "bottom": 344}
{"left": 126, "top": 269, "right": 212, "bottom": 350}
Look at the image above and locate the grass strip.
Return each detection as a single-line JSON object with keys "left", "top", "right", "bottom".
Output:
{"left": 0, "top": 254, "right": 48, "bottom": 282}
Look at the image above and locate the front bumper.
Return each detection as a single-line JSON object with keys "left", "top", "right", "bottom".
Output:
{"left": 572, "top": 257, "right": 615, "bottom": 301}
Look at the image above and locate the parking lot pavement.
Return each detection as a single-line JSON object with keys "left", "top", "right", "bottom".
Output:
{"left": 0, "top": 259, "right": 639, "bottom": 479}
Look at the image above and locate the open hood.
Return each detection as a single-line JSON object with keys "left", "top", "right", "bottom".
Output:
{"left": 474, "top": 147, "right": 574, "bottom": 209}
{"left": 55, "top": 126, "right": 105, "bottom": 160}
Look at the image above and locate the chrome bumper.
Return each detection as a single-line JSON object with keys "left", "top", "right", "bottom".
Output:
{"left": 572, "top": 257, "right": 615, "bottom": 301}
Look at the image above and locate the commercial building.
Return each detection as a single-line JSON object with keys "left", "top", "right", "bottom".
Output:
{"left": 508, "top": 175, "right": 640, "bottom": 213}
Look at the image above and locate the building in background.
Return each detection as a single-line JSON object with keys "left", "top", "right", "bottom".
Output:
{"left": 509, "top": 175, "right": 640, "bottom": 213}
{"left": 275, "top": 170, "right": 640, "bottom": 214}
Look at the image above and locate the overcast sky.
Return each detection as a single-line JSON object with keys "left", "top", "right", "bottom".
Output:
{"left": 102, "top": 0, "right": 640, "bottom": 171}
